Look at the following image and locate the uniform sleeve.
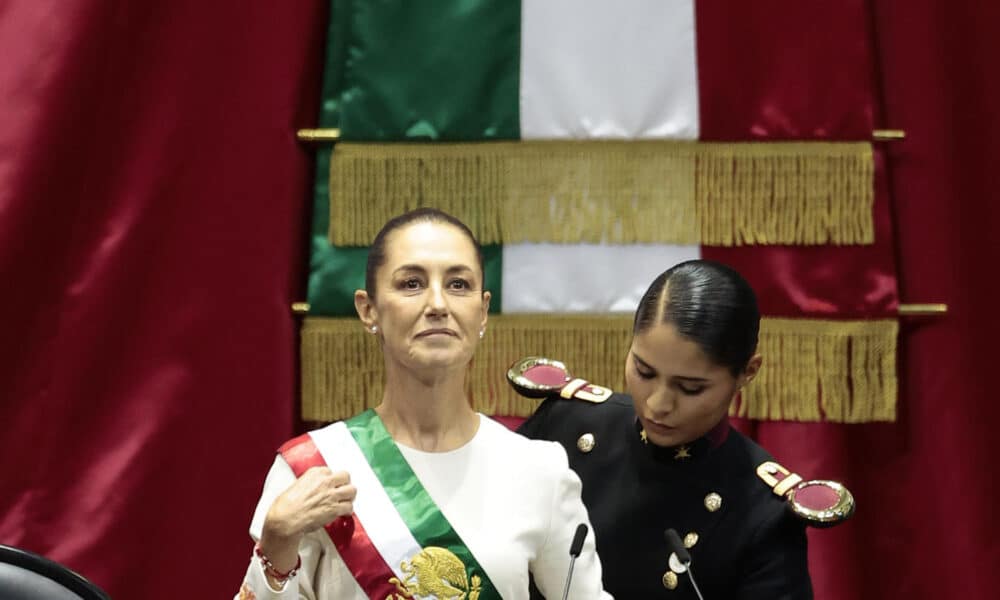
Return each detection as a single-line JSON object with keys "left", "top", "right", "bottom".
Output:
{"left": 235, "top": 455, "right": 325, "bottom": 600}
{"left": 529, "top": 442, "right": 614, "bottom": 600}
{"left": 735, "top": 507, "right": 813, "bottom": 600}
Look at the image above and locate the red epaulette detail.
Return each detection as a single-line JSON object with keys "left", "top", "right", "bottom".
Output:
{"left": 507, "top": 356, "right": 611, "bottom": 403}
{"left": 756, "top": 461, "right": 856, "bottom": 527}
{"left": 278, "top": 433, "right": 326, "bottom": 476}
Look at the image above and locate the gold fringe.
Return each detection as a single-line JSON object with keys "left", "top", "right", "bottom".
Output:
{"left": 328, "top": 141, "right": 873, "bottom": 247}
{"left": 733, "top": 318, "right": 898, "bottom": 422}
{"left": 301, "top": 315, "right": 897, "bottom": 423}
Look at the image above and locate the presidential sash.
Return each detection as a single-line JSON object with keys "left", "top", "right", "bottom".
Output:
{"left": 279, "top": 409, "right": 498, "bottom": 600}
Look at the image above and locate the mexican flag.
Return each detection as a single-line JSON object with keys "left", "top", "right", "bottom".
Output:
{"left": 301, "top": 0, "right": 898, "bottom": 424}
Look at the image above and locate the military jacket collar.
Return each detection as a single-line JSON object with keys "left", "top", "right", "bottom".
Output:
{"left": 631, "top": 417, "right": 732, "bottom": 465}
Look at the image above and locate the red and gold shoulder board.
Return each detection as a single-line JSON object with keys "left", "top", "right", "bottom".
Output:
{"left": 756, "top": 461, "right": 856, "bottom": 527}
{"left": 506, "top": 356, "right": 612, "bottom": 403}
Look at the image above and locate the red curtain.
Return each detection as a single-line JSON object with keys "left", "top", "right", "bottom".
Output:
{"left": 1, "top": 2, "right": 997, "bottom": 599}
{"left": 705, "top": 2, "right": 1000, "bottom": 598}
{"left": 696, "top": 0, "right": 900, "bottom": 323}
{"left": 0, "top": 2, "right": 327, "bottom": 598}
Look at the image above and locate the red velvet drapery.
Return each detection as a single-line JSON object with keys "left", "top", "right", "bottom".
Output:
{"left": 0, "top": 1, "right": 327, "bottom": 597}
{"left": 0, "top": 2, "right": 996, "bottom": 599}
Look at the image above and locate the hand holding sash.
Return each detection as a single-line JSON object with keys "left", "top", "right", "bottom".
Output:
{"left": 260, "top": 467, "right": 357, "bottom": 577}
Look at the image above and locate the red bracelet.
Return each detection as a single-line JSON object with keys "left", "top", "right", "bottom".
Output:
{"left": 254, "top": 544, "right": 301, "bottom": 582}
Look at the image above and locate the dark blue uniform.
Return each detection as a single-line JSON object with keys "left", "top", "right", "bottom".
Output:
{"left": 518, "top": 392, "right": 813, "bottom": 599}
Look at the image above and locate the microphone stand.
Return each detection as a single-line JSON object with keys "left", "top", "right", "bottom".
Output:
{"left": 561, "top": 523, "right": 589, "bottom": 600}
{"left": 665, "top": 528, "right": 705, "bottom": 600}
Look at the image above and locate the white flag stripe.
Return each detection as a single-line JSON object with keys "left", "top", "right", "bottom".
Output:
{"left": 310, "top": 423, "right": 420, "bottom": 579}
{"left": 500, "top": 244, "right": 701, "bottom": 313}
{"left": 519, "top": 0, "right": 700, "bottom": 139}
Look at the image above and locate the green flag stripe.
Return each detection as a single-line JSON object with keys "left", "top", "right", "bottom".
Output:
{"left": 336, "top": 0, "right": 521, "bottom": 141}
{"left": 345, "top": 409, "right": 499, "bottom": 598}
{"left": 307, "top": 146, "right": 347, "bottom": 315}
{"left": 320, "top": 0, "right": 353, "bottom": 129}
{"left": 308, "top": 0, "right": 353, "bottom": 315}
{"left": 308, "top": 1, "right": 509, "bottom": 314}
{"left": 483, "top": 244, "right": 503, "bottom": 311}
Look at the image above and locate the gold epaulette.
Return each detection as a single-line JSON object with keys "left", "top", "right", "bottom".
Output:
{"left": 506, "top": 356, "right": 612, "bottom": 403}
{"left": 756, "top": 461, "right": 856, "bottom": 527}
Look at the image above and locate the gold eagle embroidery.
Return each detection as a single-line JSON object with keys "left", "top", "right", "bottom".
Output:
{"left": 238, "top": 582, "right": 257, "bottom": 600}
{"left": 387, "top": 546, "right": 482, "bottom": 600}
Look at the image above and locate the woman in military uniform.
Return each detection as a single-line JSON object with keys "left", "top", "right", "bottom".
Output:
{"left": 515, "top": 260, "right": 852, "bottom": 599}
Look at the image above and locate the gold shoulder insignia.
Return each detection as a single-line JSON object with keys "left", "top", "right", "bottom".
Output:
{"left": 506, "top": 356, "right": 611, "bottom": 403}
{"left": 756, "top": 461, "right": 856, "bottom": 527}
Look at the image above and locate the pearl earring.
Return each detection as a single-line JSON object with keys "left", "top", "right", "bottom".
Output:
{"left": 479, "top": 329, "right": 485, "bottom": 339}
{"left": 370, "top": 325, "right": 378, "bottom": 334}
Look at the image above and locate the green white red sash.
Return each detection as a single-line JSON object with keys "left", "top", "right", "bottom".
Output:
{"left": 279, "top": 409, "right": 498, "bottom": 600}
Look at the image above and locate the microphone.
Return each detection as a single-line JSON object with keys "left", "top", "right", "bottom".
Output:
{"left": 560, "top": 523, "right": 589, "bottom": 600}
{"left": 664, "top": 528, "right": 705, "bottom": 600}
{"left": 664, "top": 528, "right": 691, "bottom": 564}
{"left": 569, "top": 523, "right": 588, "bottom": 556}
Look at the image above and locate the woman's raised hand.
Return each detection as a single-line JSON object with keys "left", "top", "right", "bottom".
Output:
{"left": 266, "top": 466, "right": 356, "bottom": 537}
{"left": 258, "top": 467, "right": 357, "bottom": 573}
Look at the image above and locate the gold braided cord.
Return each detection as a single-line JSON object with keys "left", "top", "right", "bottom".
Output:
{"left": 328, "top": 141, "right": 873, "bottom": 247}
{"left": 300, "top": 315, "right": 897, "bottom": 423}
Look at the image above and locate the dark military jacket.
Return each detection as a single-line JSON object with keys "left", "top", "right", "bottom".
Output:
{"left": 518, "top": 393, "right": 813, "bottom": 600}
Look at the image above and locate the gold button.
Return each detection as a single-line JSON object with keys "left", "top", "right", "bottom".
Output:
{"left": 662, "top": 570, "right": 678, "bottom": 589}
{"left": 704, "top": 492, "right": 722, "bottom": 512}
{"left": 576, "top": 433, "right": 596, "bottom": 453}
{"left": 683, "top": 532, "right": 699, "bottom": 548}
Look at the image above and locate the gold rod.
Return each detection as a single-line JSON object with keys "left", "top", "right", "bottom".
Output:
{"left": 298, "top": 128, "right": 902, "bottom": 144}
{"left": 898, "top": 303, "right": 947, "bottom": 316}
{"left": 296, "top": 128, "right": 341, "bottom": 143}
{"left": 295, "top": 301, "right": 944, "bottom": 316}
{"left": 873, "top": 129, "right": 906, "bottom": 141}
{"left": 294, "top": 302, "right": 945, "bottom": 316}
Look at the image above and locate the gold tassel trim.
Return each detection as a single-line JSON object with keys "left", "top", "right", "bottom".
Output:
{"left": 301, "top": 315, "right": 897, "bottom": 423}
{"left": 328, "top": 141, "right": 873, "bottom": 247}
{"left": 733, "top": 317, "right": 899, "bottom": 423}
